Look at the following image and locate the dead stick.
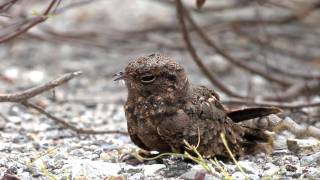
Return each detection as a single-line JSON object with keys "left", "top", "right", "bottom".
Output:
{"left": 22, "top": 101, "right": 128, "bottom": 135}
{"left": 0, "top": 0, "right": 18, "bottom": 13}
{"left": 181, "top": 4, "right": 292, "bottom": 87}
{"left": 0, "top": 0, "right": 58, "bottom": 43}
{"left": 223, "top": 98, "right": 320, "bottom": 109}
{"left": 0, "top": 112, "right": 10, "bottom": 122}
{"left": 175, "top": 0, "right": 245, "bottom": 98}
{"left": 0, "top": 71, "right": 81, "bottom": 102}
{"left": 264, "top": 80, "right": 320, "bottom": 101}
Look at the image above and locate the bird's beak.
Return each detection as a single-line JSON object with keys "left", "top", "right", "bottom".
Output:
{"left": 113, "top": 71, "right": 127, "bottom": 81}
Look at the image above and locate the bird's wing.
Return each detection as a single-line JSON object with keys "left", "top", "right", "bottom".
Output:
{"left": 156, "top": 86, "right": 243, "bottom": 156}
{"left": 158, "top": 86, "right": 273, "bottom": 156}
{"left": 185, "top": 85, "right": 228, "bottom": 121}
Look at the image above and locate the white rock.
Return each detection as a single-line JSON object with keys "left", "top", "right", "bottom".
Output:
{"left": 180, "top": 165, "right": 208, "bottom": 180}
{"left": 68, "top": 159, "right": 125, "bottom": 178}
{"left": 3, "top": 67, "right": 19, "bottom": 80}
{"left": 282, "top": 155, "right": 300, "bottom": 165}
{"left": 232, "top": 172, "right": 246, "bottom": 180}
{"left": 287, "top": 138, "right": 320, "bottom": 155}
{"left": 300, "top": 152, "right": 320, "bottom": 166}
{"left": 142, "top": 164, "right": 165, "bottom": 176}
{"left": 25, "top": 70, "right": 45, "bottom": 84}
{"left": 237, "top": 161, "right": 258, "bottom": 175}
{"left": 303, "top": 167, "right": 320, "bottom": 179}
{"left": 262, "top": 163, "right": 279, "bottom": 176}
{"left": 252, "top": 75, "right": 266, "bottom": 85}
{"left": 274, "top": 135, "right": 290, "bottom": 150}
{"left": 21, "top": 122, "right": 50, "bottom": 132}
{"left": 248, "top": 174, "right": 260, "bottom": 180}
{"left": 8, "top": 116, "right": 22, "bottom": 123}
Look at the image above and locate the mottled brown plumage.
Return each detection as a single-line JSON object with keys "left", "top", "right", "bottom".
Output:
{"left": 116, "top": 53, "right": 280, "bottom": 158}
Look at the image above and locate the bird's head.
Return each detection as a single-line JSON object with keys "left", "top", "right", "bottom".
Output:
{"left": 115, "top": 53, "right": 189, "bottom": 100}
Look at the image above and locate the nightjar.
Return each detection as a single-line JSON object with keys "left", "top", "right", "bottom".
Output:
{"left": 115, "top": 53, "right": 280, "bottom": 158}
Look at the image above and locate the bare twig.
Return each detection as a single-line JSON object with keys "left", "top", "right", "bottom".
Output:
{"left": 223, "top": 98, "right": 320, "bottom": 109}
{"left": 177, "top": 2, "right": 320, "bottom": 102}
{"left": 0, "top": 0, "right": 18, "bottom": 13}
{"left": 0, "top": 0, "right": 59, "bottom": 43}
{"left": 261, "top": 64, "right": 320, "bottom": 81}
{"left": 241, "top": 114, "right": 320, "bottom": 139}
{"left": 181, "top": 4, "right": 292, "bottom": 87}
{"left": 264, "top": 80, "right": 320, "bottom": 101}
{"left": 56, "top": 0, "right": 103, "bottom": 14}
{"left": 22, "top": 101, "right": 128, "bottom": 135}
{"left": 0, "top": 112, "right": 10, "bottom": 122}
{"left": 0, "top": 71, "right": 127, "bottom": 135}
{"left": 272, "top": 116, "right": 320, "bottom": 139}
{"left": 232, "top": 27, "right": 320, "bottom": 78}
{"left": 0, "top": 71, "right": 82, "bottom": 102}
{"left": 175, "top": 0, "right": 246, "bottom": 98}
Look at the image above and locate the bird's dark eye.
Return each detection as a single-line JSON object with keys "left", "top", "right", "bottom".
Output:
{"left": 140, "top": 74, "right": 156, "bottom": 83}
{"left": 167, "top": 75, "right": 176, "bottom": 81}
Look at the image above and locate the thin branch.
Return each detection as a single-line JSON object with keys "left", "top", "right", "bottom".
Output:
{"left": 181, "top": 4, "right": 292, "bottom": 87}
{"left": 263, "top": 80, "right": 320, "bottom": 101}
{"left": 56, "top": 0, "right": 103, "bottom": 14}
{"left": 0, "top": 71, "right": 82, "bottom": 102}
{"left": 272, "top": 115, "right": 320, "bottom": 139}
{"left": 175, "top": 0, "right": 246, "bottom": 98}
{"left": 261, "top": 63, "right": 320, "bottom": 81}
{"left": 0, "top": 0, "right": 18, "bottom": 13}
{"left": 0, "top": 71, "right": 127, "bottom": 135}
{"left": 241, "top": 114, "right": 320, "bottom": 139}
{"left": 22, "top": 101, "right": 128, "bottom": 135}
{"left": 178, "top": 2, "right": 320, "bottom": 102}
{"left": 223, "top": 98, "right": 320, "bottom": 109}
{"left": 0, "top": 0, "right": 59, "bottom": 43}
{"left": 43, "top": 0, "right": 59, "bottom": 15}
{"left": 232, "top": 27, "right": 311, "bottom": 61}
{"left": 0, "top": 112, "right": 10, "bottom": 122}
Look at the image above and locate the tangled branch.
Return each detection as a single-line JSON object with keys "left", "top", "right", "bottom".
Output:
{"left": 175, "top": 0, "right": 320, "bottom": 105}
{"left": 0, "top": 0, "right": 60, "bottom": 43}
{"left": 0, "top": 71, "right": 81, "bottom": 102}
{"left": 175, "top": 0, "right": 246, "bottom": 98}
{"left": 0, "top": 71, "right": 127, "bottom": 135}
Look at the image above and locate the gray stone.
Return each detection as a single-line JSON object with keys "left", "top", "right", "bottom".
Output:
{"left": 303, "top": 167, "right": 320, "bottom": 179}
{"left": 180, "top": 165, "right": 221, "bottom": 180}
{"left": 248, "top": 174, "right": 260, "bottom": 180}
{"left": 143, "top": 164, "right": 165, "bottom": 176}
{"left": 231, "top": 172, "right": 246, "bottom": 180}
{"left": 0, "top": 118, "right": 5, "bottom": 131}
{"left": 69, "top": 160, "right": 124, "bottom": 179}
{"left": 180, "top": 165, "right": 206, "bottom": 180}
{"left": 287, "top": 138, "right": 320, "bottom": 155}
{"left": 282, "top": 155, "right": 299, "bottom": 165}
{"left": 237, "top": 161, "right": 259, "bottom": 175}
{"left": 262, "top": 163, "right": 279, "bottom": 177}
{"left": 300, "top": 152, "right": 320, "bottom": 166}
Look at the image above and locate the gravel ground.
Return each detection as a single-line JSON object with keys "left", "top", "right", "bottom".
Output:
{"left": 1, "top": 0, "right": 320, "bottom": 179}
{"left": 1, "top": 100, "right": 320, "bottom": 179}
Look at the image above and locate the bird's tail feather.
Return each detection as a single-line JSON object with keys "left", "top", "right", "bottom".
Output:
{"left": 227, "top": 107, "right": 281, "bottom": 123}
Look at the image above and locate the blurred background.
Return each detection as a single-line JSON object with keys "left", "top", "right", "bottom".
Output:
{"left": 0, "top": 0, "right": 320, "bottom": 179}
{"left": 1, "top": 0, "right": 320, "bottom": 101}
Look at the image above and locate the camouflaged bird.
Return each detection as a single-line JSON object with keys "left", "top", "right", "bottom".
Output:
{"left": 115, "top": 53, "right": 280, "bottom": 158}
